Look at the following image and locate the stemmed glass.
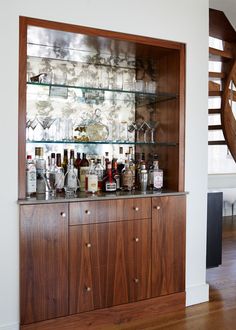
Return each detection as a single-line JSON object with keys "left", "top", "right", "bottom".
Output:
{"left": 29, "top": 117, "right": 38, "bottom": 141}
{"left": 26, "top": 119, "right": 31, "bottom": 141}
{"left": 37, "top": 116, "right": 56, "bottom": 141}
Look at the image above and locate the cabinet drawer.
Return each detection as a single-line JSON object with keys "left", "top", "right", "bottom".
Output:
{"left": 69, "top": 200, "right": 118, "bottom": 225}
{"left": 69, "top": 198, "right": 151, "bottom": 225}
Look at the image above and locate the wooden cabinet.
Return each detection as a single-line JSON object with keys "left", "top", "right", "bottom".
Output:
{"left": 69, "top": 218, "right": 151, "bottom": 313}
{"left": 151, "top": 195, "right": 186, "bottom": 297}
{"left": 20, "top": 195, "right": 186, "bottom": 326}
{"left": 20, "top": 203, "right": 69, "bottom": 324}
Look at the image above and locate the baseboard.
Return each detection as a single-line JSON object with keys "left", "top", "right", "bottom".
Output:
{"left": 186, "top": 283, "right": 209, "bottom": 306}
{"left": 0, "top": 323, "right": 19, "bottom": 330}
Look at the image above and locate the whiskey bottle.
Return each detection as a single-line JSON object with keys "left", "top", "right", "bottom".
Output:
{"left": 85, "top": 159, "right": 98, "bottom": 193}
{"left": 121, "top": 159, "right": 133, "bottom": 191}
{"left": 79, "top": 153, "right": 89, "bottom": 192}
{"left": 94, "top": 158, "right": 104, "bottom": 191}
{"left": 26, "top": 155, "right": 36, "bottom": 198}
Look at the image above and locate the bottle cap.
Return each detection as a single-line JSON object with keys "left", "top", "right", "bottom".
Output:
{"left": 27, "top": 155, "right": 32, "bottom": 159}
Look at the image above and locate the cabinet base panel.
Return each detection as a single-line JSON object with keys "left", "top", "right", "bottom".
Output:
{"left": 21, "top": 292, "right": 185, "bottom": 330}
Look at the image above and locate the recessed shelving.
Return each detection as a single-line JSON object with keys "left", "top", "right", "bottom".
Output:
{"left": 26, "top": 140, "right": 178, "bottom": 146}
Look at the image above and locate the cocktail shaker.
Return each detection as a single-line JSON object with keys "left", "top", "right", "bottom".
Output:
{"left": 139, "top": 164, "right": 148, "bottom": 192}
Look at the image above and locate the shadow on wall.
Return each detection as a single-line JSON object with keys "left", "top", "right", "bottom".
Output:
{"left": 208, "top": 174, "right": 236, "bottom": 216}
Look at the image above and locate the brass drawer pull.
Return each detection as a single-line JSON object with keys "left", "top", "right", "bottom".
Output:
{"left": 134, "top": 237, "right": 139, "bottom": 242}
{"left": 134, "top": 278, "right": 139, "bottom": 283}
{"left": 85, "top": 210, "right": 91, "bottom": 215}
{"left": 85, "top": 286, "right": 91, "bottom": 292}
{"left": 155, "top": 206, "right": 161, "bottom": 210}
{"left": 60, "top": 212, "right": 66, "bottom": 218}
{"left": 86, "top": 243, "right": 92, "bottom": 248}
{"left": 134, "top": 207, "right": 139, "bottom": 211}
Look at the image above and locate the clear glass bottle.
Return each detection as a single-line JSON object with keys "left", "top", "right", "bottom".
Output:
{"left": 112, "top": 158, "right": 121, "bottom": 190}
{"left": 121, "top": 159, "right": 133, "bottom": 191}
{"left": 48, "top": 152, "right": 57, "bottom": 196}
{"left": 55, "top": 153, "right": 65, "bottom": 193}
{"left": 85, "top": 159, "right": 98, "bottom": 193}
{"left": 94, "top": 158, "right": 104, "bottom": 191}
{"left": 151, "top": 160, "right": 163, "bottom": 191}
{"left": 64, "top": 158, "right": 80, "bottom": 196}
{"left": 26, "top": 155, "right": 36, "bottom": 198}
{"left": 62, "top": 149, "right": 68, "bottom": 175}
{"left": 35, "top": 147, "right": 46, "bottom": 194}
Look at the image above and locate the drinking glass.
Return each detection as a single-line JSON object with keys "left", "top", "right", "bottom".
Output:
{"left": 37, "top": 117, "right": 56, "bottom": 141}
{"left": 29, "top": 117, "right": 38, "bottom": 141}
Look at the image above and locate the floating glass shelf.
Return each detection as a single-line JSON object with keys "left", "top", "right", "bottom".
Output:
{"left": 26, "top": 140, "right": 178, "bottom": 146}
{"left": 27, "top": 82, "right": 178, "bottom": 103}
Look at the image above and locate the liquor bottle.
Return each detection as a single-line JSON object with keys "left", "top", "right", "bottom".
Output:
{"left": 150, "top": 160, "right": 163, "bottom": 191}
{"left": 104, "top": 162, "right": 117, "bottom": 192}
{"left": 55, "top": 153, "right": 65, "bottom": 193}
{"left": 35, "top": 147, "right": 46, "bottom": 194}
{"left": 26, "top": 155, "right": 36, "bottom": 198}
{"left": 104, "top": 151, "right": 110, "bottom": 168}
{"left": 128, "top": 147, "right": 135, "bottom": 188}
{"left": 64, "top": 158, "right": 79, "bottom": 196}
{"left": 74, "top": 152, "right": 81, "bottom": 171}
{"left": 62, "top": 149, "right": 68, "bottom": 175}
{"left": 112, "top": 158, "right": 121, "bottom": 190}
{"left": 79, "top": 153, "right": 90, "bottom": 192}
{"left": 121, "top": 159, "right": 133, "bottom": 191}
{"left": 94, "top": 158, "right": 104, "bottom": 191}
{"left": 85, "top": 159, "right": 98, "bottom": 193}
{"left": 117, "top": 146, "right": 125, "bottom": 173}
{"left": 139, "top": 164, "right": 148, "bottom": 192}
{"left": 48, "top": 153, "right": 57, "bottom": 196}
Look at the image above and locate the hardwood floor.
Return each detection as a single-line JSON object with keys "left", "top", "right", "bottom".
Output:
{"left": 22, "top": 217, "right": 236, "bottom": 329}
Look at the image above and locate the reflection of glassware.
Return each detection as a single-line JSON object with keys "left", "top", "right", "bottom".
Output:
{"left": 29, "top": 118, "right": 38, "bottom": 141}
{"left": 86, "top": 108, "right": 109, "bottom": 141}
{"left": 26, "top": 119, "right": 31, "bottom": 141}
{"left": 127, "top": 122, "right": 137, "bottom": 142}
{"left": 37, "top": 117, "right": 56, "bottom": 141}
{"left": 119, "top": 121, "right": 128, "bottom": 141}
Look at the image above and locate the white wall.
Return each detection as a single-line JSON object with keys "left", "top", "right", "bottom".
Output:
{"left": 0, "top": 0, "right": 209, "bottom": 328}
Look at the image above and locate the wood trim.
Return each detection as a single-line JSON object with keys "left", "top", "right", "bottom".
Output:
{"left": 178, "top": 44, "right": 185, "bottom": 192}
{"left": 18, "top": 17, "right": 27, "bottom": 199}
{"left": 209, "top": 47, "right": 233, "bottom": 61}
{"left": 20, "top": 292, "right": 185, "bottom": 330}
{"left": 208, "top": 125, "right": 222, "bottom": 130}
{"left": 209, "top": 91, "right": 223, "bottom": 97}
{"left": 20, "top": 16, "right": 183, "bottom": 50}
{"left": 209, "top": 71, "right": 226, "bottom": 79}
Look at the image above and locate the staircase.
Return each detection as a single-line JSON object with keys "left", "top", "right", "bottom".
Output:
{"left": 208, "top": 9, "right": 236, "bottom": 161}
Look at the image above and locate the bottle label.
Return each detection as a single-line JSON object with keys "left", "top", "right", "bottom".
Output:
{"left": 154, "top": 172, "right": 163, "bottom": 189}
{"left": 80, "top": 167, "right": 89, "bottom": 191}
{"left": 26, "top": 164, "right": 36, "bottom": 194}
{"left": 122, "top": 173, "right": 133, "bottom": 189}
{"left": 105, "top": 182, "right": 117, "bottom": 192}
{"left": 87, "top": 174, "right": 98, "bottom": 192}
{"left": 67, "top": 172, "right": 77, "bottom": 189}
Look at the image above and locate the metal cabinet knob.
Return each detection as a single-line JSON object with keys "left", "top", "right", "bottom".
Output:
{"left": 134, "top": 207, "right": 139, "bottom": 211}
{"left": 134, "top": 237, "right": 139, "bottom": 242}
{"left": 60, "top": 212, "right": 66, "bottom": 218}
{"left": 134, "top": 278, "right": 139, "bottom": 283}
{"left": 155, "top": 206, "right": 161, "bottom": 210}
{"left": 85, "top": 210, "right": 91, "bottom": 215}
{"left": 86, "top": 243, "right": 92, "bottom": 248}
{"left": 85, "top": 286, "right": 91, "bottom": 292}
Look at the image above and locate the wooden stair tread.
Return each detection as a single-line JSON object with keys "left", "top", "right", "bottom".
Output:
{"left": 208, "top": 108, "right": 221, "bottom": 114}
{"left": 209, "top": 81, "right": 221, "bottom": 92}
{"left": 210, "top": 9, "right": 236, "bottom": 43}
{"left": 209, "top": 91, "right": 223, "bottom": 97}
{"left": 208, "top": 125, "right": 222, "bottom": 130}
{"left": 209, "top": 47, "right": 233, "bottom": 61}
{"left": 208, "top": 140, "right": 226, "bottom": 145}
{"left": 209, "top": 71, "right": 226, "bottom": 79}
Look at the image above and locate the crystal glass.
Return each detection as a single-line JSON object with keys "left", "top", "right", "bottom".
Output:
{"left": 29, "top": 117, "right": 38, "bottom": 141}
{"left": 37, "top": 117, "right": 56, "bottom": 141}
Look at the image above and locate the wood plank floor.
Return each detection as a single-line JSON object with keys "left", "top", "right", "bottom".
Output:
{"left": 23, "top": 217, "right": 236, "bottom": 329}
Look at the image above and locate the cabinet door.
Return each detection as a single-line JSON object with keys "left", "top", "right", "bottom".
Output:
{"left": 20, "top": 203, "right": 68, "bottom": 324}
{"left": 151, "top": 196, "right": 185, "bottom": 297}
{"left": 69, "top": 219, "right": 151, "bottom": 314}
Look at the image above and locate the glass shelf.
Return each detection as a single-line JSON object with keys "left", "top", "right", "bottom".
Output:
{"left": 27, "top": 82, "right": 178, "bottom": 103}
{"left": 26, "top": 140, "right": 178, "bottom": 147}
